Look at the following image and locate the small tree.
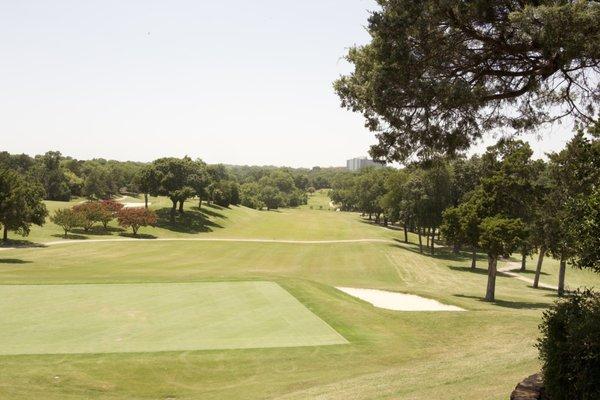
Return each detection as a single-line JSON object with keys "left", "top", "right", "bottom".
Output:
{"left": 72, "top": 202, "right": 104, "bottom": 232}
{"left": 117, "top": 208, "right": 157, "bottom": 236}
{"left": 50, "top": 208, "right": 85, "bottom": 238}
{"left": 479, "top": 217, "right": 526, "bottom": 302}
{"left": 98, "top": 199, "right": 124, "bottom": 229}
{"left": 134, "top": 164, "right": 161, "bottom": 209}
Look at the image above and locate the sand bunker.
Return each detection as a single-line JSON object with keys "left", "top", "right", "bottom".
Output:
{"left": 337, "top": 287, "right": 464, "bottom": 312}
{"left": 122, "top": 202, "right": 149, "bottom": 208}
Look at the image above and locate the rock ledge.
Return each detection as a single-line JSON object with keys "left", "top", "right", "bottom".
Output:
{"left": 510, "top": 373, "right": 546, "bottom": 400}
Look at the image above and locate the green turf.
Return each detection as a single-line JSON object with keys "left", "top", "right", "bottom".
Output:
{"left": 0, "top": 281, "right": 346, "bottom": 355}
{"left": 1, "top": 195, "right": 599, "bottom": 399}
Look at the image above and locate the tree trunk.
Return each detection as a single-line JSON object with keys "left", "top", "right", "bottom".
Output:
{"left": 170, "top": 200, "right": 177, "bottom": 222}
{"left": 144, "top": 193, "right": 148, "bottom": 209}
{"left": 3, "top": 226, "right": 7, "bottom": 241}
{"left": 471, "top": 246, "right": 477, "bottom": 269}
{"left": 403, "top": 224, "right": 408, "bottom": 243}
{"left": 558, "top": 255, "right": 567, "bottom": 297}
{"left": 430, "top": 227, "right": 435, "bottom": 255}
{"left": 426, "top": 227, "right": 430, "bottom": 248}
{"left": 368, "top": 213, "right": 372, "bottom": 220}
{"left": 485, "top": 256, "right": 497, "bottom": 302}
{"left": 64, "top": 229, "right": 68, "bottom": 238}
{"left": 533, "top": 246, "right": 545, "bottom": 289}
{"left": 418, "top": 228, "right": 423, "bottom": 253}
{"left": 452, "top": 243, "right": 459, "bottom": 254}
{"left": 383, "top": 216, "right": 388, "bottom": 226}
{"left": 178, "top": 200, "right": 184, "bottom": 214}
{"left": 520, "top": 250, "right": 527, "bottom": 272}
{"left": 198, "top": 195, "right": 202, "bottom": 209}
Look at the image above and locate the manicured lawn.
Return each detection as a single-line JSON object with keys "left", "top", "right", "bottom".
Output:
{"left": 8, "top": 194, "right": 401, "bottom": 243}
{"left": 1, "top": 198, "right": 599, "bottom": 399}
{"left": 0, "top": 281, "right": 346, "bottom": 355}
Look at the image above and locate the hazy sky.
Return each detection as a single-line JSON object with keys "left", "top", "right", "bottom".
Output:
{"left": 0, "top": 0, "right": 575, "bottom": 167}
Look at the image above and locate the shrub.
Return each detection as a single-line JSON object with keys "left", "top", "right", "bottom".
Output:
{"left": 100, "top": 199, "right": 124, "bottom": 213}
{"left": 537, "top": 289, "right": 600, "bottom": 400}
{"left": 117, "top": 208, "right": 157, "bottom": 236}
{"left": 72, "top": 202, "right": 105, "bottom": 231}
{"left": 50, "top": 208, "right": 85, "bottom": 238}
{"left": 98, "top": 199, "right": 124, "bottom": 229}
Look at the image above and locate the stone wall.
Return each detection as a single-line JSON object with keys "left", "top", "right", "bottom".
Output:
{"left": 510, "top": 373, "right": 546, "bottom": 400}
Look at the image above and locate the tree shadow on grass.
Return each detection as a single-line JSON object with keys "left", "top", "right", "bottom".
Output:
{"left": 194, "top": 206, "right": 228, "bottom": 219}
{"left": 453, "top": 294, "right": 550, "bottom": 310}
{"left": 388, "top": 241, "right": 488, "bottom": 263}
{"left": 448, "top": 265, "right": 489, "bottom": 275}
{"left": 0, "top": 258, "right": 31, "bottom": 264}
{"left": 119, "top": 233, "right": 157, "bottom": 239}
{"left": 72, "top": 226, "right": 124, "bottom": 236}
{"left": 51, "top": 233, "right": 89, "bottom": 240}
{"left": 519, "top": 269, "right": 551, "bottom": 277}
{"left": 155, "top": 208, "right": 223, "bottom": 234}
{"left": 360, "top": 219, "right": 404, "bottom": 231}
{"left": 0, "top": 239, "right": 46, "bottom": 249}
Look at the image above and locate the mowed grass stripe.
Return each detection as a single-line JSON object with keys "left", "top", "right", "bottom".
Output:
{"left": 0, "top": 281, "right": 347, "bottom": 355}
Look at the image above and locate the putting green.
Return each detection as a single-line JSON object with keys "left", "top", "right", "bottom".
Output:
{"left": 0, "top": 281, "right": 347, "bottom": 355}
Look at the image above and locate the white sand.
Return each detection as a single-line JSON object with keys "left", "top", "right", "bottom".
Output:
{"left": 121, "top": 202, "right": 149, "bottom": 208}
{"left": 336, "top": 287, "right": 465, "bottom": 312}
{"left": 116, "top": 196, "right": 150, "bottom": 208}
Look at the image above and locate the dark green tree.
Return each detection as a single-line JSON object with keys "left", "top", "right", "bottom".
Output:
{"left": 50, "top": 208, "right": 85, "bottom": 238}
{"left": 259, "top": 186, "right": 284, "bottom": 210}
{"left": 479, "top": 217, "right": 527, "bottom": 301}
{"left": 134, "top": 165, "right": 162, "bottom": 209}
{"left": 32, "top": 151, "right": 71, "bottom": 201}
{"left": 0, "top": 169, "right": 48, "bottom": 241}
{"left": 153, "top": 157, "right": 197, "bottom": 221}
{"left": 336, "top": 1, "right": 600, "bottom": 162}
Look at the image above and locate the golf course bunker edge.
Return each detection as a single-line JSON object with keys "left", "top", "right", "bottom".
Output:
{"left": 337, "top": 287, "right": 465, "bottom": 312}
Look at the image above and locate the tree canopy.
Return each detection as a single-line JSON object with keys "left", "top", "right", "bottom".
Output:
{"left": 0, "top": 169, "right": 48, "bottom": 241}
{"left": 336, "top": 0, "right": 600, "bottom": 161}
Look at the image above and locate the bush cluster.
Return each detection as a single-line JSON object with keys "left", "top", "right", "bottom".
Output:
{"left": 51, "top": 200, "right": 156, "bottom": 237}
{"left": 537, "top": 289, "right": 600, "bottom": 400}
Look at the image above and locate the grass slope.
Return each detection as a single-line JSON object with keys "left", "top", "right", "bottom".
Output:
{"left": 0, "top": 190, "right": 598, "bottom": 399}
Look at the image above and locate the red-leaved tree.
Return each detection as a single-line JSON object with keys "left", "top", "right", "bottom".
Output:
{"left": 116, "top": 208, "right": 157, "bottom": 236}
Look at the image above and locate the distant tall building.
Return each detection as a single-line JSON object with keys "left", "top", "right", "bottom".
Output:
{"left": 346, "top": 157, "right": 382, "bottom": 171}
